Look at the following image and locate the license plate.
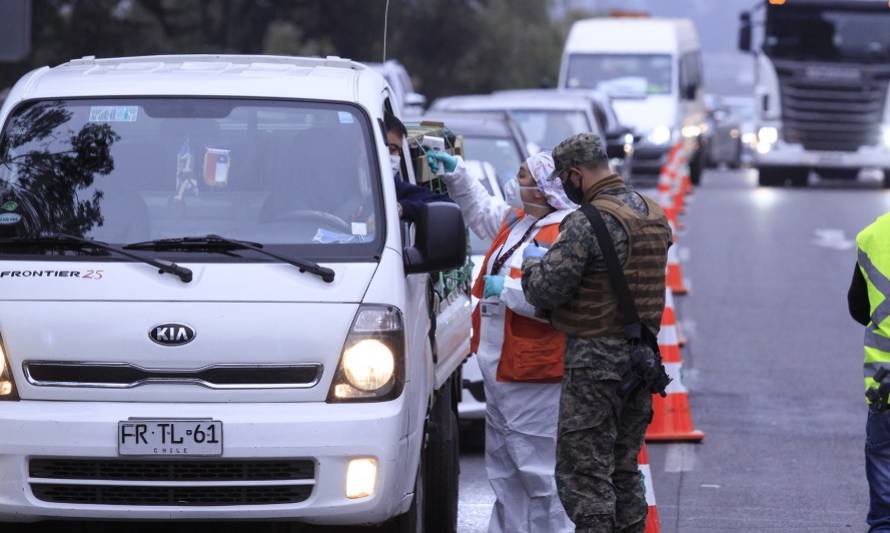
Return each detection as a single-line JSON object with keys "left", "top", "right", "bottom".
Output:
{"left": 816, "top": 152, "right": 846, "bottom": 165}
{"left": 118, "top": 420, "right": 223, "bottom": 456}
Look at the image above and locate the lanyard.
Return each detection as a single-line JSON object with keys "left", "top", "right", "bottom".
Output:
{"left": 491, "top": 221, "right": 538, "bottom": 275}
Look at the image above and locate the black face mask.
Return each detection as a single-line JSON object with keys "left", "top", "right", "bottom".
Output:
{"left": 563, "top": 175, "right": 585, "bottom": 205}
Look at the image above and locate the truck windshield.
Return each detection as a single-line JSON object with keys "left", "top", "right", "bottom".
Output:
{"left": 565, "top": 54, "right": 673, "bottom": 97}
{"left": 510, "top": 110, "right": 591, "bottom": 152}
{"left": 765, "top": 8, "right": 890, "bottom": 62}
{"left": 0, "top": 98, "right": 383, "bottom": 261}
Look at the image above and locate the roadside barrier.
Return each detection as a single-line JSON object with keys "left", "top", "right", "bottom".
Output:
{"left": 638, "top": 443, "right": 661, "bottom": 533}
{"left": 646, "top": 286, "right": 704, "bottom": 442}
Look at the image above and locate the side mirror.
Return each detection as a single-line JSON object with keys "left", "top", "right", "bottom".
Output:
{"left": 405, "top": 92, "right": 427, "bottom": 108}
{"left": 738, "top": 12, "right": 752, "bottom": 53}
{"left": 405, "top": 203, "right": 467, "bottom": 274}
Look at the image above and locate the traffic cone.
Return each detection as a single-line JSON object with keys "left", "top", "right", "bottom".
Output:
{"left": 663, "top": 285, "right": 687, "bottom": 347}
{"left": 665, "top": 245, "right": 689, "bottom": 295}
{"left": 646, "top": 289, "right": 704, "bottom": 442}
{"left": 638, "top": 443, "right": 661, "bottom": 533}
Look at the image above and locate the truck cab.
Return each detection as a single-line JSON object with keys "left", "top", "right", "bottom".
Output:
{"left": 740, "top": 0, "right": 890, "bottom": 187}
{"left": 0, "top": 54, "right": 469, "bottom": 532}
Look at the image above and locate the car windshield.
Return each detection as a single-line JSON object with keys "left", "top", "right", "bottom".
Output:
{"left": 565, "top": 54, "right": 673, "bottom": 97}
{"left": 462, "top": 136, "right": 522, "bottom": 190}
{"left": 765, "top": 8, "right": 890, "bottom": 62}
{"left": 0, "top": 98, "right": 383, "bottom": 261}
{"left": 510, "top": 110, "right": 591, "bottom": 152}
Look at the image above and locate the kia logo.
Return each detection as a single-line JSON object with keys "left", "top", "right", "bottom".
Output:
{"left": 149, "top": 323, "right": 196, "bottom": 346}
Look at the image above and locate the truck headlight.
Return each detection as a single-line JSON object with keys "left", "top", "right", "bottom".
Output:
{"left": 328, "top": 305, "right": 404, "bottom": 402}
{"left": 882, "top": 125, "right": 890, "bottom": 147}
{"left": 0, "top": 341, "right": 18, "bottom": 400}
{"left": 647, "top": 125, "right": 672, "bottom": 145}
{"left": 758, "top": 126, "right": 778, "bottom": 145}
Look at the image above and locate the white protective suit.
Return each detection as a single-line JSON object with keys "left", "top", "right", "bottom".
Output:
{"left": 441, "top": 159, "right": 574, "bottom": 533}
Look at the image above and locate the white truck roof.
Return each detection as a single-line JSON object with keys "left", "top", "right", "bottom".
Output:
{"left": 3, "top": 54, "right": 386, "bottom": 106}
{"left": 564, "top": 18, "right": 699, "bottom": 55}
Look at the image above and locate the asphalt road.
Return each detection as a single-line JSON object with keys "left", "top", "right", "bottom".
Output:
{"left": 457, "top": 167, "right": 881, "bottom": 532}
{"left": 6, "top": 168, "right": 879, "bottom": 533}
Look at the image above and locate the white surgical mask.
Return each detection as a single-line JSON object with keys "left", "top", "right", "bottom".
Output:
{"left": 503, "top": 178, "right": 549, "bottom": 211}
{"left": 390, "top": 154, "right": 402, "bottom": 176}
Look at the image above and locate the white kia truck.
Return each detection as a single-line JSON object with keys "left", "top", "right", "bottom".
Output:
{"left": 0, "top": 55, "right": 471, "bottom": 532}
{"left": 559, "top": 17, "right": 708, "bottom": 184}
{"left": 739, "top": 0, "right": 890, "bottom": 187}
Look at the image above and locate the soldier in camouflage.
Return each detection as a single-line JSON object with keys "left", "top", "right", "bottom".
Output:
{"left": 521, "top": 133, "right": 672, "bottom": 533}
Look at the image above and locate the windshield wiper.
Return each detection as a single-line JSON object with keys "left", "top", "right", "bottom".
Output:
{"left": 0, "top": 233, "right": 193, "bottom": 283}
{"left": 125, "top": 235, "right": 335, "bottom": 283}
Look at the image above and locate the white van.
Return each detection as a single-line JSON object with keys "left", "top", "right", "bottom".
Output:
{"left": 559, "top": 17, "right": 708, "bottom": 183}
{"left": 0, "top": 55, "right": 471, "bottom": 532}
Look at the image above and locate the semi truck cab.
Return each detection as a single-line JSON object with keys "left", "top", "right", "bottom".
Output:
{"left": 740, "top": 0, "right": 890, "bottom": 187}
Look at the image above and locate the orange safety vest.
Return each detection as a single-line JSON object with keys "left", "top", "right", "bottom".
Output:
{"left": 470, "top": 210, "right": 566, "bottom": 383}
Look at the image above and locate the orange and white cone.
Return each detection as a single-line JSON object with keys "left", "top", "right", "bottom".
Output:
{"left": 663, "top": 285, "right": 687, "bottom": 347}
{"left": 638, "top": 443, "right": 661, "bottom": 533}
{"left": 665, "top": 245, "right": 689, "bottom": 295}
{"left": 646, "top": 291, "right": 704, "bottom": 442}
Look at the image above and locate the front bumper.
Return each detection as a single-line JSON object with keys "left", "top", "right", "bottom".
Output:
{"left": 754, "top": 142, "right": 890, "bottom": 169}
{"left": 0, "top": 400, "right": 411, "bottom": 524}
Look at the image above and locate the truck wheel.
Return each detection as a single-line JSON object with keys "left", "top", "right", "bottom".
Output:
{"left": 757, "top": 167, "right": 783, "bottom": 187}
{"left": 883, "top": 171, "right": 890, "bottom": 189}
{"left": 423, "top": 377, "right": 460, "bottom": 533}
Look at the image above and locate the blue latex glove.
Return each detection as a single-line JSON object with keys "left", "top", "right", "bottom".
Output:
{"left": 426, "top": 151, "right": 458, "bottom": 173}
{"left": 483, "top": 275, "right": 505, "bottom": 299}
{"left": 523, "top": 243, "right": 548, "bottom": 261}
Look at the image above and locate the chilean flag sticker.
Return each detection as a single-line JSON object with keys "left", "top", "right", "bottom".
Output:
{"left": 203, "top": 148, "right": 231, "bottom": 187}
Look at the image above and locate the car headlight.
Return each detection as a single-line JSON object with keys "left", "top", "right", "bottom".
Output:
{"left": 328, "top": 305, "right": 404, "bottom": 402}
{"left": 0, "top": 341, "right": 18, "bottom": 400}
{"left": 758, "top": 126, "right": 778, "bottom": 145}
{"left": 882, "top": 125, "right": 890, "bottom": 147}
{"left": 647, "top": 125, "right": 672, "bottom": 145}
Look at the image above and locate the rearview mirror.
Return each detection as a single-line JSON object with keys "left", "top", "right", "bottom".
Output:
{"left": 738, "top": 12, "right": 752, "bottom": 52}
{"left": 405, "top": 203, "right": 467, "bottom": 274}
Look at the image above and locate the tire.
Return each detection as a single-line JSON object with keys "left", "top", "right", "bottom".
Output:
{"left": 423, "top": 378, "right": 460, "bottom": 533}
{"left": 689, "top": 148, "right": 703, "bottom": 185}
{"left": 757, "top": 166, "right": 784, "bottom": 187}
{"left": 882, "top": 171, "right": 890, "bottom": 189}
{"left": 790, "top": 169, "right": 808, "bottom": 188}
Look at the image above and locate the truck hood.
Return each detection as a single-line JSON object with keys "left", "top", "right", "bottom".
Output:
{"left": 0, "top": 260, "right": 379, "bottom": 403}
{"left": 611, "top": 96, "right": 677, "bottom": 135}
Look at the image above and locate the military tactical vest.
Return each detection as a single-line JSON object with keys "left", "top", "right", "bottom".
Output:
{"left": 551, "top": 182, "right": 671, "bottom": 338}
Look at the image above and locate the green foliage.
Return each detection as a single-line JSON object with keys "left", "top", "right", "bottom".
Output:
{"left": 2, "top": 0, "right": 579, "bottom": 101}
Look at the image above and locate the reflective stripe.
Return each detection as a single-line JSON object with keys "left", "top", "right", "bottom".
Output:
{"left": 863, "top": 360, "right": 890, "bottom": 379}
{"left": 865, "top": 326, "right": 890, "bottom": 353}
{"left": 859, "top": 249, "right": 890, "bottom": 324}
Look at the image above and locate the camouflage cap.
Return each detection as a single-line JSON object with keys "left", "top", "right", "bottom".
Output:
{"left": 551, "top": 133, "right": 608, "bottom": 177}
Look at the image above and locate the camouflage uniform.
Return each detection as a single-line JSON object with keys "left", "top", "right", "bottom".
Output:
{"left": 522, "top": 134, "right": 661, "bottom": 533}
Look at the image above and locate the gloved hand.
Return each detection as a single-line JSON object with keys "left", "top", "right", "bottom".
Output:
{"left": 426, "top": 151, "right": 458, "bottom": 173}
{"left": 522, "top": 243, "right": 548, "bottom": 261}
{"left": 483, "top": 275, "right": 505, "bottom": 299}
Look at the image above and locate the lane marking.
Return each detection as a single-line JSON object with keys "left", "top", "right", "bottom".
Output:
{"left": 812, "top": 228, "right": 854, "bottom": 251}
{"left": 664, "top": 443, "right": 698, "bottom": 473}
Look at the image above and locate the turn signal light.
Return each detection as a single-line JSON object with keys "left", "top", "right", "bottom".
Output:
{"left": 0, "top": 341, "right": 18, "bottom": 400}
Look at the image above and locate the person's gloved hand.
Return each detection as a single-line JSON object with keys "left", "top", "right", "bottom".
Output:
{"left": 483, "top": 275, "right": 505, "bottom": 299}
{"left": 426, "top": 151, "right": 458, "bottom": 173}
{"left": 523, "top": 243, "right": 548, "bottom": 261}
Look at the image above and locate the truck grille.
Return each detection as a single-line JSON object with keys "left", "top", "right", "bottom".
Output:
{"left": 776, "top": 61, "right": 890, "bottom": 152}
{"left": 31, "top": 483, "right": 311, "bottom": 506}
{"left": 29, "top": 458, "right": 315, "bottom": 506}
